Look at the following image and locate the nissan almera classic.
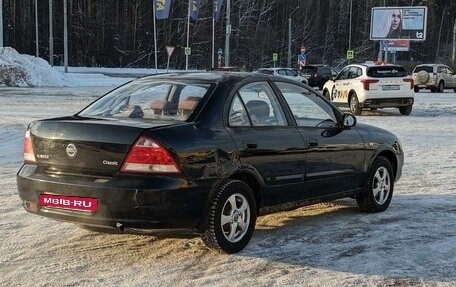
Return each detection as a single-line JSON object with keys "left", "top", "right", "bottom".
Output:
{"left": 17, "top": 72, "right": 403, "bottom": 254}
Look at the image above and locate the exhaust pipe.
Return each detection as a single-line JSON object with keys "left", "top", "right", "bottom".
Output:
{"left": 115, "top": 222, "right": 125, "bottom": 231}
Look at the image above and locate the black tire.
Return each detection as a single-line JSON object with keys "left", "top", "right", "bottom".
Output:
{"left": 203, "top": 179, "right": 257, "bottom": 254}
{"left": 349, "top": 93, "right": 362, "bottom": 115}
{"left": 414, "top": 86, "right": 419, "bottom": 93}
{"left": 399, "top": 105, "right": 413, "bottom": 115}
{"left": 356, "top": 156, "right": 394, "bottom": 213}
{"left": 454, "top": 88, "right": 456, "bottom": 92}
{"left": 324, "top": 89, "right": 331, "bottom": 101}
{"left": 437, "top": 81, "right": 444, "bottom": 93}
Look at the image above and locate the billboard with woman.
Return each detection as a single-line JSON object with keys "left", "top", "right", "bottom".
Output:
{"left": 370, "top": 7, "right": 427, "bottom": 41}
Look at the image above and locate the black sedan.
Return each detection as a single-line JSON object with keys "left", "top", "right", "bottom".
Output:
{"left": 17, "top": 72, "right": 403, "bottom": 254}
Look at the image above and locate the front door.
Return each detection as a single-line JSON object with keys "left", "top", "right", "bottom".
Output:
{"left": 274, "top": 81, "right": 364, "bottom": 199}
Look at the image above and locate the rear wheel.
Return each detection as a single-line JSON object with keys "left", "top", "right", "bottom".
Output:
{"left": 349, "top": 93, "right": 362, "bottom": 115}
{"left": 399, "top": 105, "right": 413, "bottom": 115}
{"left": 203, "top": 179, "right": 257, "bottom": 254}
{"left": 414, "top": 86, "right": 419, "bottom": 93}
{"left": 357, "top": 156, "right": 394, "bottom": 213}
{"left": 437, "top": 81, "right": 444, "bottom": 93}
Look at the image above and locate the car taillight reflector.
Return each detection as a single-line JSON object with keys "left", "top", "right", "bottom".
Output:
{"left": 361, "top": 79, "right": 379, "bottom": 91}
{"left": 121, "top": 136, "right": 180, "bottom": 173}
{"left": 24, "top": 129, "right": 36, "bottom": 163}
{"left": 403, "top": 78, "right": 413, "bottom": 89}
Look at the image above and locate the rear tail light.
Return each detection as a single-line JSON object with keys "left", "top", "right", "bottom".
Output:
{"left": 361, "top": 79, "right": 379, "bottom": 91}
{"left": 121, "top": 136, "right": 180, "bottom": 174}
{"left": 403, "top": 78, "right": 413, "bottom": 89}
{"left": 24, "top": 129, "right": 36, "bottom": 164}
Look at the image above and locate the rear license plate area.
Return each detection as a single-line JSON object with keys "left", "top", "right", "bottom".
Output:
{"left": 39, "top": 194, "right": 98, "bottom": 212}
{"left": 382, "top": 85, "right": 400, "bottom": 91}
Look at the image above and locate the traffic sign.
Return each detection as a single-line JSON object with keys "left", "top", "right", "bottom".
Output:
{"left": 217, "top": 48, "right": 223, "bottom": 56}
{"left": 185, "top": 47, "right": 191, "bottom": 56}
{"left": 272, "top": 53, "right": 278, "bottom": 61}
{"left": 166, "top": 46, "right": 175, "bottom": 58}
{"left": 346, "top": 50, "right": 354, "bottom": 60}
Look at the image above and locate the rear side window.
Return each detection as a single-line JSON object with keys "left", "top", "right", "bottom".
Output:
{"left": 413, "top": 66, "right": 433, "bottom": 73}
{"left": 367, "top": 66, "right": 408, "bottom": 78}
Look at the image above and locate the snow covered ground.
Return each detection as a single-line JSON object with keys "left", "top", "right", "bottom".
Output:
{"left": 3, "top": 49, "right": 455, "bottom": 286}
{"left": 0, "top": 77, "right": 455, "bottom": 286}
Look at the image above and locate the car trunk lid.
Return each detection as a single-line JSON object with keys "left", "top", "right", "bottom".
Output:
{"left": 28, "top": 116, "right": 179, "bottom": 177}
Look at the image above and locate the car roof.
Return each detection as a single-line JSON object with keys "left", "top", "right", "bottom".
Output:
{"left": 134, "top": 71, "right": 280, "bottom": 84}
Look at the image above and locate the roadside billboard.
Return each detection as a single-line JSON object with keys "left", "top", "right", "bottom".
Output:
{"left": 382, "top": 40, "right": 410, "bottom": 52}
{"left": 370, "top": 6, "right": 427, "bottom": 41}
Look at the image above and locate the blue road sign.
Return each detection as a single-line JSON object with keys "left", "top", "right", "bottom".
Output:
{"left": 217, "top": 48, "right": 223, "bottom": 56}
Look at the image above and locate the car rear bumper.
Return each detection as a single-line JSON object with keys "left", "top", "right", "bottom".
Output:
{"left": 362, "top": 97, "right": 414, "bottom": 108}
{"left": 17, "top": 164, "right": 213, "bottom": 230}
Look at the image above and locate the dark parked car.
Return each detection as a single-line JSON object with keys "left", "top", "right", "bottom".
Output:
{"left": 17, "top": 72, "right": 403, "bottom": 254}
{"left": 300, "top": 65, "right": 338, "bottom": 90}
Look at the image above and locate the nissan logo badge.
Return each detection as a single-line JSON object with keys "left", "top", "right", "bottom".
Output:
{"left": 66, "top": 143, "right": 78, "bottom": 158}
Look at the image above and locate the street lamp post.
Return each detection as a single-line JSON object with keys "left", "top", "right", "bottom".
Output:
{"left": 288, "top": 18, "right": 291, "bottom": 68}
{"left": 0, "top": 0, "right": 3, "bottom": 47}
{"left": 348, "top": 0, "right": 353, "bottom": 63}
{"left": 287, "top": 6, "right": 299, "bottom": 69}
{"left": 453, "top": 18, "right": 456, "bottom": 65}
{"left": 224, "top": 0, "right": 231, "bottom": 67}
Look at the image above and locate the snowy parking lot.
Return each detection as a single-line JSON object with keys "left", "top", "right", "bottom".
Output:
{"left": 1, "top": 85, "right": 455, "bottom": 287}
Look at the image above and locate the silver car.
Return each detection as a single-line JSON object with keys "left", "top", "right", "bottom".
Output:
{"left": 257, "top": 68, "right": 308, "bottom": 85}
{"left": 412, "top": 64, "right": 456, "bottom": 93}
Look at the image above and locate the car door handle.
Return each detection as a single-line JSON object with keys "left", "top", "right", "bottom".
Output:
{"left": 243, "top": 140, "right": 257, "bottom": 149}
{"left": 307, "top": 139, "right": 318, "bottom": 147}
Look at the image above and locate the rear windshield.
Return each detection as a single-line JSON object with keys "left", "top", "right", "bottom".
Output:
{"left": 300, "top": 67, "right": 317, "bottom": 74}
{"left": 78, "top": 79, "right": 212, "bottom": 121}
{"left": 367, "top": 66, "right": 408, "bottom": 78}
{"left": 413, "top": 66, "right": 433, "bottom": 73}
{"left": 258, "top": 69, "right": 273, "bottom": 75}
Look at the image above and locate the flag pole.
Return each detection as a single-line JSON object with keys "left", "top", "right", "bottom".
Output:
{"left": 153, "top": 1, "right": 158, "bottom": 74}
{"left": 185, "top": 0, "right": 190, "bottom": 71}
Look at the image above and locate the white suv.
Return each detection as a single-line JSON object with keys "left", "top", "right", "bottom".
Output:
{"left": 412, "top": 64, "right": 456, "bottom": 93}
{"left": 322, "top": 63, "right": 414, "bottom": 115}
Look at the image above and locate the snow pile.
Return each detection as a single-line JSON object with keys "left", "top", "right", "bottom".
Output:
{"left": 0, "top": 47, "right": 71, "bottom": 87}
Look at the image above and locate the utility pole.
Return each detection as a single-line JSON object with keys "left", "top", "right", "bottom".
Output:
{"left": 0, "top": 0, "right": 3, "bottom": 47}
{"left": 35, "top": 0, "right": 39, "bottom": 57}
{"left": 452, "top": 18, "right": 456, "bottom": 65}
{"left": 49, "top": 0, "right": 53, "bottom": 66}
{"left": 287, "top": 18, "right": 291, "bottom": 68}
{"left": 63, "top": 0, "right": 68, "bottom": 72}
{"left": 224, "top": 0, "right": 231, "bottom": 66}
{"left": 348, "top": 0, "right": 353, "bottom": 63}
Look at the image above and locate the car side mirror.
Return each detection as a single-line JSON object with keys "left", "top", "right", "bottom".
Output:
{"left": 342, "top": 113, "right": 356, "bottom": 127}
{"left": 330, "top": 76, "right": 336, "bottom": 81}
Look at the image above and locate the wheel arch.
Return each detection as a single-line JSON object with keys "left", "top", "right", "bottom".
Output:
{"left": 229, "top": 171, "right": 263, "bottom": 214}
{"left": 196, "top": 169, "right": 263, "bottom": 232}
{"left": 372, "top": 149, "right": 398, "bottom": 181}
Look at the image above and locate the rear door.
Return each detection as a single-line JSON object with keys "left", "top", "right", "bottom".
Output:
{"left": 225, "top": 81, "right": 306, "bottom": 206}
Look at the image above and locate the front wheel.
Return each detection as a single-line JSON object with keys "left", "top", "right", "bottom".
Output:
{"left": 399, "top": 105, "right": 413, "bottom": 115}
{"left": 203, "top": 179, "right": 257, "bottom": 254}
{"left": 324, "top": 89, "right": 331, "bottom": 101}
{"left": 349, "top": 93, "right": 362, "bottom": 115}
{"left": 357, "top": 156, "right": 394, "bottom": 213}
